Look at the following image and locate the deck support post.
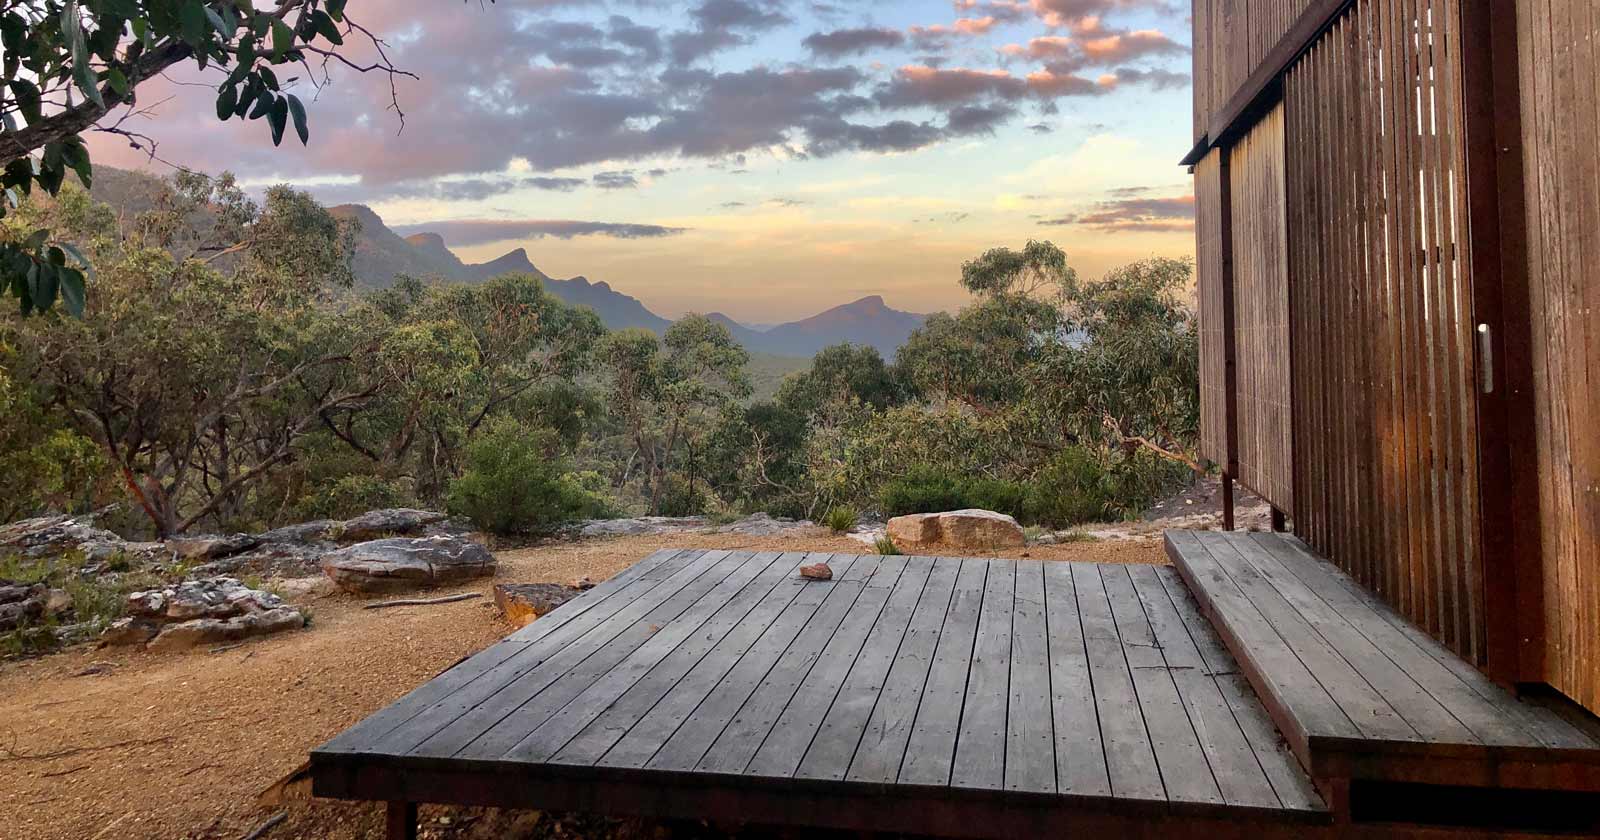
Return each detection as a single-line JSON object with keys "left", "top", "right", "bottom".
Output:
{"left": 1222, "top": 474, "right": 1236, "bottom": 531}
{"left": 385, "top": 800, "right": 417, "bottom": 840}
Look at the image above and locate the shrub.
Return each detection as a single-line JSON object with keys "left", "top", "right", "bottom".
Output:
{"left": 653, "top": 474, "right": 709, "bottom": 517}
{"left": 879, "top": 465, "right": 1030, "bottom": 521}
{"left": 874, "top": 536, "right": 901, "bottom": 555}
{"left": 1025, "top": 447, "right": 1114, "bottom": 527}
{"left": 824, "top": 505, "right": 859, "bottom": 533}
{"left": 446, "top": 418, "right": 607, "bottom": 536}
{"left": 879, "top": 465, "right": 971, "bottom": 516}
{"left": 294, "top": 474, "right": 412, "bottom": 521}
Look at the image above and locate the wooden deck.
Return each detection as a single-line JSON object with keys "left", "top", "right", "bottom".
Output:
{"left": 312, "top": 548, "right": 1330, "bottom": 838}
{"left": 1168, "top": 530, "right": 1600, "bottom": 832}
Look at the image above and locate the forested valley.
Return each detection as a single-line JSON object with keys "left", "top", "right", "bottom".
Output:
{"left": 1, "top": 172, "right": 1202, "bottom": 541}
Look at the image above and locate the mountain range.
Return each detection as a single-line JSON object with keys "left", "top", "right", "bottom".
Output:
{"left": 327, "top": 204, "right": 928, "bottom": 358}
{"left": 81, "top": 166, "right": 929, "bottom": 359}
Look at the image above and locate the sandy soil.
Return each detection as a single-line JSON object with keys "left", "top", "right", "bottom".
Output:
{"left": 0, "top": 528, "right": 1164, "bottom": 840}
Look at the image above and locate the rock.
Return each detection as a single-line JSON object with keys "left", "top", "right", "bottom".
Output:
{"left": 0, "top": 582, "right": 46, "bottom": 632}
{"left": 42, "top": 588, "right": 72, "bottom": 618}
{"left": 320, "top": 535, "right": 496, "bottom": 593}
{"left": 128, "top": 578, "right": 287, "bottom": 621}
{"left": 885, "top": 509, "right": 1026, "bottom": 551}
{"left": 108, "top": 578, "right": 303, "bottom": 651}
{"left": 575, "top": 516, "right": 709, "bottom": 538}
{"left": 799, "top": 563, "right": 833, "bottom": 581}
{"left": 258, "top": 520, "right": 337, "bottom": 544}
{"left": 0, "top": 512, "right": 165, "bottom": 565}
{"left": 146, "top": 607, "right": 304, "bottom": 653}
{"left": 273, "top": 575, "right": 336, "bottom": 600}
{"left": 571, "top": 576, "right": 596, "bottom": 590}
{"left": 712, "top": 512, "right": 814, "bottom": 536}
{"left": 493, "top": 583, "right": 579, "bottom": 627}
{"left": 333, "top": 509, "right": 450, "bottom": 541}
{"left": 99, "top": 617, "right": 160, "bottom": 647}
{"left": 165, "top": 533, "right": 260, "bottom": 561}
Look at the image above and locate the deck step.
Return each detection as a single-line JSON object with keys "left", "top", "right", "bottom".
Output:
{"left": 1166, "top": 528, "right": 1600, "bottom": 804}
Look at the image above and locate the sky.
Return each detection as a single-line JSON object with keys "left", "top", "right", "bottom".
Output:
{"left": 88, "top": 0, "right": 1198, "bottom": 323}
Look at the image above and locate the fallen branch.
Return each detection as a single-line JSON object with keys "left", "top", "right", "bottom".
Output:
{"left": 240, "top": 812, "right": 286, "bottom": 840}
{"left": 40, "top": 765, "right": 89, "bottom": 778}
{"left": 363, "top": 592, "right": 481, "bottom": 610}
{"left": 0, "top": 733, "right": 173, "bottom": 763}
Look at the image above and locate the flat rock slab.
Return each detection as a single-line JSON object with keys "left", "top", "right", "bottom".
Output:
{"left": 165, "top": 533, "right": 261, "bottom": 561}
{"left": 321, "top": 535, "right": 496, "bottom": 594}
{"left": 493, "top": 583, "right": 579, "bottom": 627}
{"left": 146, "top": 607, "right": 306, "bottom": 652}
{"left": 332, "top": 509, "right": 450, "bottom": 541}
{"left": 886, "top": 509, "right": 1026, "bottom": 551}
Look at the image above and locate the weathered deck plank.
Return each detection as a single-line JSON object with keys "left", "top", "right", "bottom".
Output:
{"left": 313, "top": 549, "right": 1348, "bottom": 839}
{"left": 1168, "top": 530, "right": 1600, "bottom": 794}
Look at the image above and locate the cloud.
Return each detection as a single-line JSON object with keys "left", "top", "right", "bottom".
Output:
{"left": 1000, "top": 25, "right": 1186, "bottom": 73}
{"left": 946, "top": 103, "right": 1018, "bottom": 135}
{"left": 84, "top": 0, "right": 1192, "bottom": 193}
{"left": 1103, "top": 66, "right": 1189, "bottom": 90}
{"left": 803, "top": 26, "right": 906, "bottom": 57}
{"left": 908, "top": 17, "right": 1001, "bottom": 48}
{"left": 876, "top": 65, "right": 1110, "bottom": 107}
{"left": 1027, "top": 122, "right": 1053, "bottom": 134}
{"left": 592, "top": 170, "right": 640, "bottom": 189}
{"left": 954, "top": 0, "right": 1033, "bottom": 22}
{"left": 1041, "top": 194, "right": 1195, "bottom": 232}
{"left": 671, "top": 0, "right": 793, "bottom": 64}
{"left": 395, "top": 219, "right": 690, "bottom": 245}
{"left": 1029, "top": 0, "right": 1180, "bottom": 28}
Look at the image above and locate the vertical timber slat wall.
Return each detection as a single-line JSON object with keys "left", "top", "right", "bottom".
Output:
{"left": 1228, "top": 105, "right": 1295, "bottom": 511}
{"left": 1194, "top": 0, "right": 1213, "bottom": 143}
{"left": 1281, "top": 0, "right": 1485, "bottom": 664}
{"left": 1192, "top": 0, "right": 1320, "bottom": 138}
{"left": 1195, "top": 149, "right": 1231, "bottom": 469}
{"left": 1515, "top": 0, "right": 1600, "bottom": 713}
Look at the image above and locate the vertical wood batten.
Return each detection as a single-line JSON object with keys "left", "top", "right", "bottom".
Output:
{"left": 1281, "top": 0, "right": 1485, "bottom": 665}
{"left": 1513, "top": 0, "right": 1600, "bottom": 713}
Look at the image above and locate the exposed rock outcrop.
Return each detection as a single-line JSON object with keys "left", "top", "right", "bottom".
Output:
{"left": 885, "top": 509, "right": 1026, "bottom": 551}
{"left": 102, "top": 577, "right": 306, "bottom": 651}
{"left": 493, "top": 583, "right": 579, "bottom": 627}
{"left": 320, "top": 535, "right": 496, "bottom": 593}
{"left": 332, "top": 509, "right": 451, "bottom": 541}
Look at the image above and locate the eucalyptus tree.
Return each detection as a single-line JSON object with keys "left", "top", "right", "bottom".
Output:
{"left": 602, "top": 315, "right": 750, "bottom": 515}
{"left": 0, "top": 0, "right": 452, "bottom": 317}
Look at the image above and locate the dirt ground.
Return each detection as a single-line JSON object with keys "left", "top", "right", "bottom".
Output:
{"left": 0, "top": 529, "right": 1164, "bottom": 840}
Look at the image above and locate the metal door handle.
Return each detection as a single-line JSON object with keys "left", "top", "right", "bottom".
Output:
{"left": 1477, "top": 323, "right": 1494, "bottom": 394}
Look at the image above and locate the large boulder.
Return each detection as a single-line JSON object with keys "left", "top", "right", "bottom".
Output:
{"left": 885, "top": 509, "right": 1026, "bottom": 551}
{"left": 320, "top": 535, "right": 496, "bottom": 593}
{"left": 332, "top": 509, "right": 450, "bottom": 541}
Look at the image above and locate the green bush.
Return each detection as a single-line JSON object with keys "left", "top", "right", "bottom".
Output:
{"left": 874, "top": 536, "right": 901, "bottom": 555}
{"left": 294, "top": 474, "right": 413, "bottom": 521}
{"left": 879, "top": 465, "right": 1030, "bottom": 521}
{"left": 446, "top": 418, "right": 607, "bottom": 535}
{"left": 823, "top": 505, "right": 859, "bottom": 533}
{"left": 1025, "top": 448, "right": 1114, "bottom": 527}
{"left": 653, "top": 474, "right": 709, "bottom": 517}
{"left": 879, "top": 465, "right": 971, "bottom": 516}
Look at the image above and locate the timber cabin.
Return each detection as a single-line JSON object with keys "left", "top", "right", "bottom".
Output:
{"left": 309, "top": 2, "right": 1600, "bottom": 837}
